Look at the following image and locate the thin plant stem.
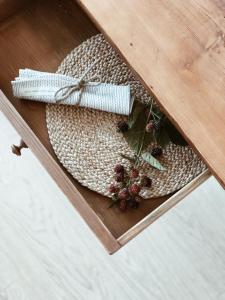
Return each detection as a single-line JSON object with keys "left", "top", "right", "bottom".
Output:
{"left": 134, "top": 99, "right": 154, "bottom": 168}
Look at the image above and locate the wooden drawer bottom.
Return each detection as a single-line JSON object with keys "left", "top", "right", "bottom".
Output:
{"left": 0, "top": 0, "right": 211, "bottom": 253}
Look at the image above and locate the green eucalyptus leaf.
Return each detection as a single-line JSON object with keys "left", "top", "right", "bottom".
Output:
{"left": 141, "top": 152, "right": 166, "bottom": 171}
{"left": 128, "top": 101, "right": 146, "bottom": 128}
{"left": 124, "top": 130, "right": 154, "bottom": 154}
{"left": 155, "top": 126, "right": 170, "bottom": 148}
{"left": 164, "top": 119, "right": 188, "bottom": 146}
{"left": 123, "top": 101, "right": 154, "bottom": 154}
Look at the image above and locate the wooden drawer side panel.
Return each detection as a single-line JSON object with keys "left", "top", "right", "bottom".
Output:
{"left": 0, "top": 91, "right": 120, "bottom": 254}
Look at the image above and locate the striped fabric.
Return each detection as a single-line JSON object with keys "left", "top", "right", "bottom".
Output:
{"left": 11, "top": 69, "right": 133, "bottom": 115}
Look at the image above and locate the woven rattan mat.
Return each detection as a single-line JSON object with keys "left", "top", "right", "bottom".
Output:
{"left": 46, "top": 34, "right": 206, "bottom": 198}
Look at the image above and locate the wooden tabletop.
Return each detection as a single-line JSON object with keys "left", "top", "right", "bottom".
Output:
{"left": 78, "top": 0, "right": 225, "bottom": 187}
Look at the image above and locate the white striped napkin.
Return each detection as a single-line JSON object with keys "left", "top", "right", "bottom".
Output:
{"left": 11, "top": 69, "right": 134, "bottom": 115}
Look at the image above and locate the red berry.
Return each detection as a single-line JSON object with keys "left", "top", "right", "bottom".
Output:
{"left": 119, "top": 199, "right": 127, "bottom": 211}
{"left": 118, "top": 188, "right": 130, "bottom": 200}
{"left": 151, "top": 147, "right": 163, "bottom": 158}
{"left": 141, "top": 176, "right": 152, "bottom": 188}
{"left": 145, "top": 121, "right": 154, "bottom": 133}
{"left": 129, "top": 183, "right": 141, "bottom": 195}
{"left": 114, "top": 164, "right": 124, "bottom": 174}
{"left": 108, "top": 184, "right": 118, "bottom": 194}
{"left": 115, "top": 173, "right": 124, "bottom": 182}
{"left": 130, "top": 168, "right": 139, "bottom": 179}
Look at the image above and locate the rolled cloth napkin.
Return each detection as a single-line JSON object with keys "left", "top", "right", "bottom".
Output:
{"left": 11, "top": 65, "right": 133, "bottom": 115}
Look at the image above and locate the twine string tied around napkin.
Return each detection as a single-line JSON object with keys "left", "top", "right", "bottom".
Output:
{"left": 54, "top": 59, "right": 101, "bottom": 104}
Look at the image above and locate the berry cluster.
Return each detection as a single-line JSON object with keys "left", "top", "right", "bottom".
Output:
{"left": 117, "top": 120, "right": 163, "bottom": 159}
{"left": 109, "top": 164, "right": 152, "bottom": 211}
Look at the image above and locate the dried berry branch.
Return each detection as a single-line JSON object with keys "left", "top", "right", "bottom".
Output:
{"left": 109, "top": 100, "right": 188, "bottom": 210}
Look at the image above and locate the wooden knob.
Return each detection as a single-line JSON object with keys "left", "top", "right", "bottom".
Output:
{"left": 11, "top": 139, "right": 28, "bottom": 156}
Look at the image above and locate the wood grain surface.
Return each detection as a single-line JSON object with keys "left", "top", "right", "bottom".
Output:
{"left": 78, "top": 0, "right": 225, "bottom": 188}
{"left": 0, "top": 0, "right": 171, "bottom": 247}
{"left": 1, "top": 111, "right": 225, "bottom": 300}
{"left": 0, "top": 0, "right": 28, "bottom": 22}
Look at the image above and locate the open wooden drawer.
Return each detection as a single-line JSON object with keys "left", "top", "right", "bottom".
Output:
{"left": 0, "top": 0, "right": 216, "bottom": 254}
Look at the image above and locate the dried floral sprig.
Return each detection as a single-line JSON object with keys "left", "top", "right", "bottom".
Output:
{"left": 109, "top": 100, "right": 187, "bottom": 210}
{"left": 118, "top": 100, "right": 187, "bottom": 170}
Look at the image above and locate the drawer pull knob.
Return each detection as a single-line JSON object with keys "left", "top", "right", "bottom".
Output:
{"left": 11, "top": 140, "right": 28, "bottom": 156}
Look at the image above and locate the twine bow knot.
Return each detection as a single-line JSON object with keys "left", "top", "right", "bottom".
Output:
{"left": 54, "top": 59, "right": 101, "bottom": 104}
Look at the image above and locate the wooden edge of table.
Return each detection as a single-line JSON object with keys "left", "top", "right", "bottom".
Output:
{"left": 0, "top": 90, "right": 120, "bottom": 254}
{"left": 76, "top": 0, "right": 224, "bottom": 190}
{"left": 117, "top": 169, "right": 211, "bottom": 246}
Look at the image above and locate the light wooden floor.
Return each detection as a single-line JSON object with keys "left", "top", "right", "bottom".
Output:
{"left": 0, "top": 112, "right": 225, "bottom": 300}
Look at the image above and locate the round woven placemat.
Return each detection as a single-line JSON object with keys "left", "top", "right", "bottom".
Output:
{"left": 46, "top": 34, "right": 206, "bottom": 198}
